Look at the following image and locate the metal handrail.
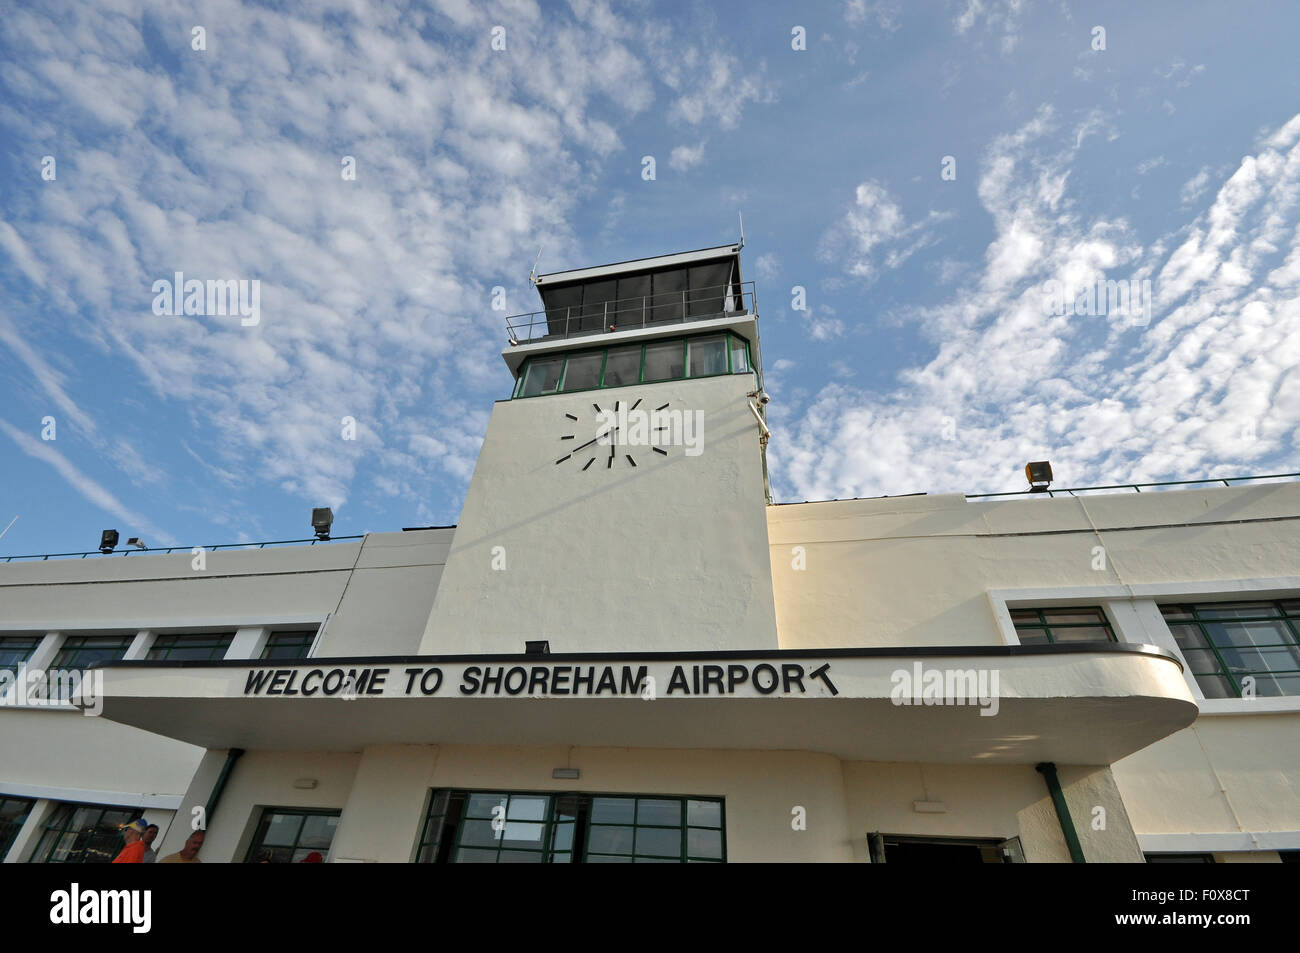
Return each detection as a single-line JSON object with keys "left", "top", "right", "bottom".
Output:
{"left": 506, "top": 281, "right": 756, "bottom": 344}
{"left": 965, "top": 471, "right": 1300, "bottom": 500}
{"left": 1, "top": 535, "right": 366, "bottom": 564}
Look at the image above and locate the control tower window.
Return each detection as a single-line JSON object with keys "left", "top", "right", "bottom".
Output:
{"left": 519, "top": 355, "right": 564, "bottom": 397}
{"left": 560, "top": 352, "right": 603, "bottom": 392}
{"left": 688, "top": 335, "right": 728, "bottom": 377}
{"left": 602, "top": 346, "right": 641, "bottom": 387}
{"left": 642, "top": 340, "right": 685, "bottom": 382}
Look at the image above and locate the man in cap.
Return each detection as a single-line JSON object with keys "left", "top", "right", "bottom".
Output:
{"left": 111, "top": 818, "right": 149, "bottom": 863}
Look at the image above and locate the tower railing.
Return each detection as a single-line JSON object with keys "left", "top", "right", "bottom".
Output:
{"left": 506, "top": 281, "right": 756, "bottom": 344}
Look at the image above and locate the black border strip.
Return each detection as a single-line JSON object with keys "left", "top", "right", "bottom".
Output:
{"left": 94, "top": 641, "right": 1182, "bottom": 672}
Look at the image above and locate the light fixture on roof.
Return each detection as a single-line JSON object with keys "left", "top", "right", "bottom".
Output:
{"left": 1025, "top": 461, "right": 1053, "bottom": 493}
{"left": 127, "top": 537, "right": 148, "bottom": 550}
{"left": 311, "top": 508, "right": 333, "bottom": 541}
{"left": 99, "top": 530, "right": 118, "bottom": 554}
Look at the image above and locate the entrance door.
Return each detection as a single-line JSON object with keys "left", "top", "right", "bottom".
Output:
{"left": 868, "top": 833, "right": 1025, "bottom": 863}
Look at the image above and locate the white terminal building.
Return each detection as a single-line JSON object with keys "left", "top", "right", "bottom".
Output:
{"left": 2, "top": 243, "right": 1299, "bottom": 864}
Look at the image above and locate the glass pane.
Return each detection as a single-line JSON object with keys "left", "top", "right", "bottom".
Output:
{"left": 1181, "top": 649, "right": 1226, "bottom": 676}
{"left": 1205, "top": 621, "right": 1292, "bottom": 649}
{"left": 1193, "top": 674, "right": 1236, "bottom": 698}
{"left": 454, "top": 847, "right": 499, "bottom": 863}
{"left": 1048, "top": 626, "right": 1114, "bottom": 642}
{"left": 541, "top": 284, "right": 582, "bottom": 336}
{"left": 688, "top": 336, "right": 727, "bottom": 377}
{"left": 465, "top": 793, "right": 507, "bottom": 819}
{"left": 551, "top": 823, "right": 575, "bottom": 852}
{"left": 548, "top": 851, "right": 573, "bottom": 864}
{"left": 1168, "top": 624, "right": 1211, "bottom": 650}
{"left": 502, "top": 823, "right": 545, "bottom": 846}
{"left": 602, "top": 346, "right": 641, "bottom": 387}
{"left": 687, "top": 800, "right": 722, "bottom": 828}
{"left": 1014, "top": 629, "right": 1050, "bottom": 645}
{"left": 590, "top": 798, "right": 634, "bottom": 824}
{"left": 642, "top": 341, "right": 684, "bottom": 382}
{"left": 1248, "top": 673, "right": 1300, "bottom": 696}
{"left": 587, "top": 825, "right": 634, "bottom": 855}
{"left": 519, "top": 358, "right": 563, "bottom": 397}
{"left": 688, "top": 827, "right": 724, "bottom": 859}
{"left": 561, "top": 353, "right": 603, "bottom": 392}
{"left": 497, "top": 849, "right": 544, "bottom": 863}
{"left": 298, "top": 814, "right": 338, "bottom": 849}
{"left": 579, "top": 279, "right": 618, "bottom": 332}
{"left": 636, "top": 799, "right": 681, "bottom": 827}
{"left": 729, "top": 336, "right": 749, "bottom": 373}
{"left": 635, "top": 826, "right": 680, "bottom": 858}
{"left": 687, "top": 263, "right": 731, "bottom": 316}
{"left": 1009, "top": 610, "right": 1041, "bottom": 622}
{"left": 650, "top": 268, "right": 686, "bottom": 324}
{"left": 634, "top": 856, "right": 677, "bottom": 863}
{"left": 1216, "top": 644, "right": 1300, "bottom": 674}
{"left": 1160, "top": 605, "right": 1195, "bottom": 621}
{"left": 260, "top": 813, "right": 301, "bottom": 847}
{"left": 459, "top": 820, "right": 501, "bottom": 847}
{"left": 1195, "top": 603, "right": 1280, "bottom": 620}
{"left": 613, "top": 274, "right": 652, "bottom": 328}
{"left": 1041, "top": 610, "right": 1106, "bottom": 625}
{"left": 587, "top": 854, "right": 632, "bottom": 862}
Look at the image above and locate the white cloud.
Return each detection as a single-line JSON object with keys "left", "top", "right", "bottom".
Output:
{"left": 0, "top": 417, "right": 176, "bottom": 546}
{"left": 773, "top": 110, "right": 1300, "bottom": 502}
{"left": 821, "top": 180, "right": 952, "bottom": 283}
{"left": 669, "top": 141, "right": 707, "bottom": 171}
{"left": 754, "top": 253, "right": 780, "bottom": 281}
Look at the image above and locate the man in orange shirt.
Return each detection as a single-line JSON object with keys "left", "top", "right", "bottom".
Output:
{"left": 112, "top": 818, "right": 149, "bottom": 863}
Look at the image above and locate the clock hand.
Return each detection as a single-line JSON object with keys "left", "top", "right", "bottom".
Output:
{"left": 570, "top": 426, "right": 618, "bottom": 454}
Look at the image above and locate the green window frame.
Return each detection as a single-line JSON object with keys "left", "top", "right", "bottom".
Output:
{"left": 261, "top": 630, "right": 317, "bottom": 660}
{"left": 245, "top": 807, "right": 340, "bottom": 863}
{"left": 416, "top": 790, "right": 726, "bottom": 863}
{"left": 1160, "top": 600, "right": 1300, "bottom": 698}
{"left": 0, "top": 796, "right": 36, "bottom": 860}
{"left": 29, "top": 802, "right": 142, "bottom": 863}
{"left": 50, "top": 635, "right": 134, "bottom": 670}
{"left": 0, "top": 635, "right": 42, "bottom": 675}
{"left": 1010, "top": 607, "right": 1116, "bottom": 645}
{"left": 146, "top": 632, "right": 235, "bottom": 662}
{"left": 512, "top": 331, "right": 755, "bottom": 399}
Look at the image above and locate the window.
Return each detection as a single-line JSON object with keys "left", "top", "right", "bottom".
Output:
{"left": 0, "top": 796, "right": 35, "bottom": 860}
{"left": 29, "top": 802, "right": 141, "bottom": 863}
{"left": 147, "top": 632, "right": 234, "bottom": 662}
{"left": 1160, "top": 601, "right": 1300, "bottom": 698}
{"left": 1011, "top": 607, "right": 1115, "bottom": 644}
{"left": 560, "top": 351, "right": 603, "bottom": 392}
{"left": 601, "top": 346, "right": 641, "bottom": 387}
{"left": 688, "top": 335, "right": 728, "bottom": 377}
{"left": 245, "top": 808, "right": 340, "bottom": 863}
{"left": 261, "top": 630, "right": 317, "bottom": 660}
{"left": 0, "top": 635, "right": 42, "bottom": 675}
{"left": 50, "top": 635, "right": 134, "bottom": 670}
{"left": 513, "top": 331, "right": 757, "bottom": 398}
{"left": 518, "top": 356, "right": 564, "bottom": 397}
{"left": 416, "top": 790, "right": 725, "bottom": 863}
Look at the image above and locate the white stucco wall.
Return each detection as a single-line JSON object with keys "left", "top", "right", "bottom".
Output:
{"left": 422, "top": 373, "right": 778, "bottom": 654}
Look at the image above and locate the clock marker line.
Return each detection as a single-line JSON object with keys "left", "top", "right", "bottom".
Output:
{"left": 653, "top": 447, "right": 668, "bottom": 455}
{"left": 582, "top": 458, "right": 595, "bottom": 471}
{"left": 626, "top": 455, "right": 636, "bottom": 467}
{"left": 630, "top": 399, "right": 641, "bottom": 411}
{"left": 655, "top": 403, "right": 669, "bottom": 411}
{"left": 565, "top": 413, "right": 578, "bottom": 421}
{"left": 555, "top": 454, "right": 571, "bottom": 464}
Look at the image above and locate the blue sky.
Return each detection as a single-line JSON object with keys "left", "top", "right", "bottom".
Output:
{"left": 2, "top": 0, "right": 1299, "bottom": 555}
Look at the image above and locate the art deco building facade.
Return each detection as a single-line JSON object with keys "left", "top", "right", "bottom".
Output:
{"left": 1, "top": 244, "right": 1297, "bottom": 863}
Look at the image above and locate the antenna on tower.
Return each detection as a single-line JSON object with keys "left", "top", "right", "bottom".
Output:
{"left": 528, "top": 246, "right": 544, "bottom": 285}
{"left": 738, "top": 212, "right": 745, "bottom": 250}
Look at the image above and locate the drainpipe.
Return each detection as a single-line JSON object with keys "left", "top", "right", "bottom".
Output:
{"left": 204, "top": 748, "right": 245, "bottom": 829}
{"left": 1036, "top": 762, "right": 1086, "bottom": 863}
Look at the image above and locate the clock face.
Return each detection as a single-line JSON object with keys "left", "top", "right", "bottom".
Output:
{"left": 554, "top": 398, "right": 672, "bottom": 470}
